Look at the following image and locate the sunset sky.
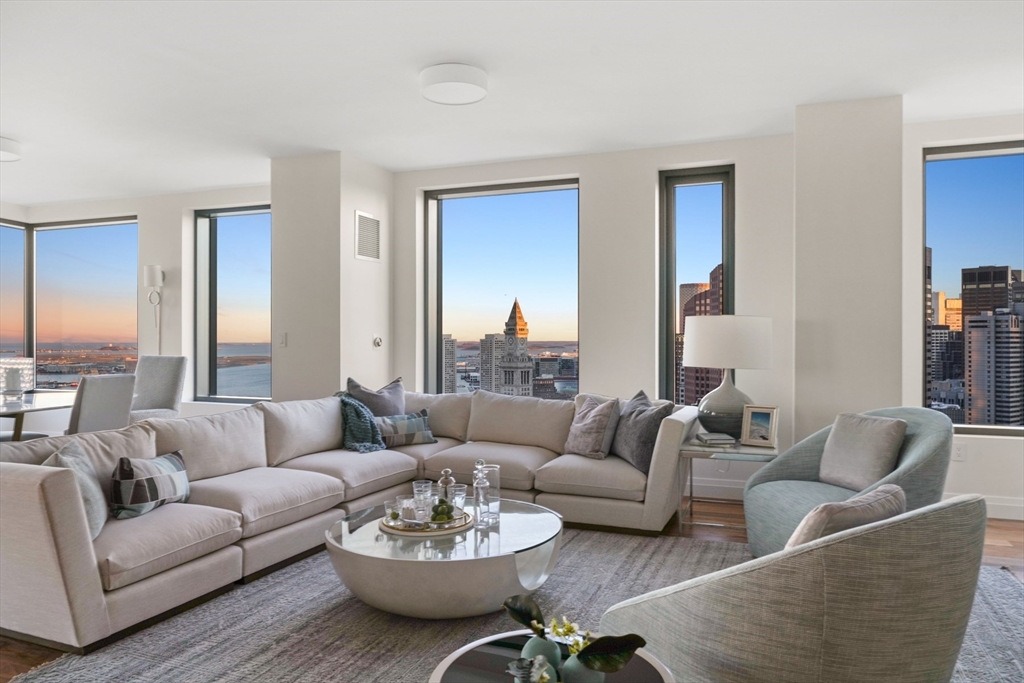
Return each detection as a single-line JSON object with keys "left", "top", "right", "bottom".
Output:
{"left": 214, "top": 211, "right": 271, "bottom": 344}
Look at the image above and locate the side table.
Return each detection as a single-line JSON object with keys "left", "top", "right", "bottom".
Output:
{"left": 678, "top": 440, "right": 778, "bottom": 530}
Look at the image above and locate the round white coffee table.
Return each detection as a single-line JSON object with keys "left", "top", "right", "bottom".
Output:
{"left": 325, "top": 499, "right": 563, "bottom": 619}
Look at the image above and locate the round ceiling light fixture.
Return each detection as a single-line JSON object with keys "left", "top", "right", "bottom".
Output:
{"left": 0, "top": 137, "right": 23, "bottom": 162}
{"left": 420, "top": 63, "right": 488, "bottom": 105}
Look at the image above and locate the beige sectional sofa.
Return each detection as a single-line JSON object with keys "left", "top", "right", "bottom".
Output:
{"left": 0, "top": 390, "right": 697, "bottom": 651}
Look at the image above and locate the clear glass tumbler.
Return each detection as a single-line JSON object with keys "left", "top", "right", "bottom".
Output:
{"left": 479, "top": 464, "right": 500, "bottom": 524}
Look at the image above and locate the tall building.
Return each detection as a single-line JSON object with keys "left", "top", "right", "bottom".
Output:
{"left": 498, "top": 299, "right": 533, "bottom": 396}
{"left": 962, "top": 265, "right": 1013, "bottom": 317}
{"left": 678, "top": 283, "right": 711, "bottom": 334}
{"left": 479, "top": 333, "right": 504, "bottom": 392}
{"left": 534, "top": 356, "right": 560, "bottom": 377}
{"left": 675, "top": 282, "right": 711, "bottom": 404}
{"left": 442, "top": 334, "right": 457, "bottom": 394}
{"left": 942, "top": 297, "right": 963, "bottom": 332}
{"left": 682, "top": 264, "right": 724, "bottom": 406}
{"left": 1013, "top": 270, "right": 1024, "bottom": 305}
{"left": 964, "top": 309, "right": 1023, "bottom": 426}
{"left": 925, "top": 249, "right": 933, "bottom": 388}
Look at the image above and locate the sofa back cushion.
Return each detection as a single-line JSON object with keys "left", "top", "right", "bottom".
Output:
{"left": 146, "top": 406, "right": 267, "bottom": 481}
{"left": 0, "top": 424, "right": 156, "bottom": 500}
{"left": 467, "top": 391, "right": 575, "bottom": 454}
{"left": 259, "top": 397, "right": 344, "bottom": 466}
{"left": 404, "top": 391, "right": 472, "bottom": 442}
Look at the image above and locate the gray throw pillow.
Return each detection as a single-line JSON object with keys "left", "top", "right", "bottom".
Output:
{"left": 785, "top": 484, "right": 907, "bottom": 549}
{"left": 563, "top": 397, "right": 620, "bottom": 459}
{"left": 610, "top": 391, "right": 674, "bottom": 475}
{"left": 346, "top": 377, "right": 405, "bottom": 417}
{"left": 42, "top": 441, "right": 108, "bottom": 540}
{"left": 819, "top": 413, "right": 907, "bottom": 491}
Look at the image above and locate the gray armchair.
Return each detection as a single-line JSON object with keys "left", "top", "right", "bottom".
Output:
{"left": 600, "top": 494, "right": 985, "bottom": 683}
{"left": 130, "top": 355, "right": 187, "bottom": 423}
{"left": 743, "top": 407, "right": 953, "bottom": 557}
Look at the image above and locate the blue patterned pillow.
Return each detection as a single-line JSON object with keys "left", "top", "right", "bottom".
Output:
{"left": 375, "top": 409, "right": 437, "bottom": 448}
{"left": 111, "top": 452, "right": 189, "bottom": 519}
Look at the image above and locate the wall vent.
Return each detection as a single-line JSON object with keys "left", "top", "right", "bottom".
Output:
{"left": 355, "top": 211, "right": 380, "bottom": 261}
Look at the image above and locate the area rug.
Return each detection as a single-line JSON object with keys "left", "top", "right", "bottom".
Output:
{"left": 12, "top": 529, "right": 1022, "bottom": 683}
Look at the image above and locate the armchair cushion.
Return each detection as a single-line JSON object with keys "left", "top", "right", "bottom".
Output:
{"left": 785, "top": 484, "right": 906, "bottom": 549}
{"left": 819, "top": 412, "right": 906, "bottom": 491}
{"left": 744, "top": 479, "right": 857, "bottom": 556}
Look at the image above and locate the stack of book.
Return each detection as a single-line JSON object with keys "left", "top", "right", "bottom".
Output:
{"left": 695, "top": 432, "right": 736, "bottom": 446}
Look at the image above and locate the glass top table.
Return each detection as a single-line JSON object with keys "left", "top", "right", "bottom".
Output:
{"left": 325, "top": 500, "right": 563, "bottom": 619}
{"left": 0, "top": 392, "right": 76, "bottom": 440}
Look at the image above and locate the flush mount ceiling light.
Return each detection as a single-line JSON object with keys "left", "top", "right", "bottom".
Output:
{"left": 420, "top": 63, "right": 488, "bottom": 105}
{"left": 0, "top": 137, "right": 23, "bottom": 162}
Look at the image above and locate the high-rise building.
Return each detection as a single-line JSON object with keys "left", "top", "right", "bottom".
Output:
{"left": 1013, "top": 270, "right": 1024, "bottom": 305}
{"left": 558, "top": 357, "right": 577, "bottom": 378}
{"left": 942, "top": 297, "right": 963, "bottom": 331}
{"left": 929, "top": 325, "right": 951, "bottom": 383}
{"left": 675, "top": 282, "right": 712, "bottom": 404}
{"left": 682, "top": 264, "right": 724, "bottom": 406}
{"left": 498, "top": 299, "right": 533, "bottom": 397}
{"left": 926, "top": 249, "right": 933, "bottom": 388}
{"left": 442, "top": 334, "right": 457, "bottom": 394}
{"left": 479, "top": 333, "right": 504, "bottom": 392}
{"left": 964, "top": 309, "right": 1023, "bottom": 426}
{"left": 678, "top": 283, "right": 711, "bottom": 334}
{"left": 962, "top": 265, "right": 1013, "bottom": 317}
{"left": 534, "top": 356, "right": 560, "bottom": 378}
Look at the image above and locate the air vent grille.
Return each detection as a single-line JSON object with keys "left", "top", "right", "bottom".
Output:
{"left": 355, "top": 211, "right": 380, "bottom": 261}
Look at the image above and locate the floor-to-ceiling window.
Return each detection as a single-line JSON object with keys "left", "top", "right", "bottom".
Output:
{"left": 425, "top": 181, "right": 579, "bottom": 400}
{"left": 0, "top": 224, "right": 26, "bottom": 359}
{"left": 661, "top": 166, "right": 734, "bottom": 404}
{"left": 924, "top": 142, "right": 1024, "bottom": 427}
{"left": 195, "top": 206, "right": 272, "bottom": 400}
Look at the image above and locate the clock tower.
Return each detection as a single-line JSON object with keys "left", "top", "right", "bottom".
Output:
{"left": 498, "top": 299, "right": 533, "bottom": 396}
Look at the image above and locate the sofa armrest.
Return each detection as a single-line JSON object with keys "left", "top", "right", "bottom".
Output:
{"left": 0, "top": 462, "right": 110, "bottom": 648}
{"left": 639, "top": 406, "right": 698, "bottom": 531}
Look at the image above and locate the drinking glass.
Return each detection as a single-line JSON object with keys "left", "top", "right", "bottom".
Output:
{"left": 413, "top": 480, "right": 433, "bottom": 501}
{"left": 479, "top": 464, "right": 500, "bottom": 524}
{"left": 450, "top": 484, "right": 467, "bottom": 514}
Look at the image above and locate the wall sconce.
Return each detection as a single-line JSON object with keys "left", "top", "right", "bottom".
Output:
{"left": 143, "top": 265, "right": 164, "bottom": 352}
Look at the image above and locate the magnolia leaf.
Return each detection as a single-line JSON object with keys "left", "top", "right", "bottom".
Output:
{"left": 503, "top": 595, "right": 546, "bottom": 638}
{"left": 577, "top": 634, "right": 647, "bottom": 673}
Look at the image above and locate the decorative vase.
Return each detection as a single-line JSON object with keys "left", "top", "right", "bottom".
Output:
{"left": 561, "top": 654, "right": 606, "bottom": 683}
{"left": 696, "top": 370, "right": 752, "bottom": 438}
{"left": 522, "top": 635, "right": 561, "bottom": 672}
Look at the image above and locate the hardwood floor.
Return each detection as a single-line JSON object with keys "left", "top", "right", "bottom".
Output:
{"left": 1, "top": 500, "right": 1021, "bottom": 682}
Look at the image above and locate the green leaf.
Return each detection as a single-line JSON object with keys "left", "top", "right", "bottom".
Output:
{"left": 577, "top": 634, "right": 647, "bottom": 673}
{"left": 503, "top": 595, "right": 546, "bottom": 638}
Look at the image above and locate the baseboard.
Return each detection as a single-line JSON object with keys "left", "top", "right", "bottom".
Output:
{"left": 944, "top": 492, "right": 1024, "bottom": 521}
{"left": 688, "top": 476, "right": 746, "bottom": 501}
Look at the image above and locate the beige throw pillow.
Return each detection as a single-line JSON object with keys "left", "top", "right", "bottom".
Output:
{"left": 818, "top": 412, "right": 907, "bottom": 491}
{"left": 785, "top": 484, "right": 907, "bottom": 549}
{"left": 563, "top": 397, "right": 620, "bottom": 458}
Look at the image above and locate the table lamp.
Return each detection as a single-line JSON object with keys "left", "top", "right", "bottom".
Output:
{"left": 681, "top": 315, "right": 772, "bottom": 437}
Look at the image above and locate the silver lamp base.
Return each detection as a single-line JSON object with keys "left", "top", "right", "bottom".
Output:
{"left": 696, "top": 371, "right": 752, "bottom": 438}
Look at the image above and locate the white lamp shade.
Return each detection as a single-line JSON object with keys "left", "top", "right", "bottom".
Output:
{"left": 143, "top": 265, "right": 164, "bottom": 288}
{"left": 420, "top": 64, "right": 488, "bottom": 105}
{"left": 682, "top": 315, "right": 772, "bottom": 370}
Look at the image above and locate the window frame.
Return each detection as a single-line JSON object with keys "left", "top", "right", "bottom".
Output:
{"left": 193, "top": 205, "right": 272, "bottom": 403}
{"left": 922, "top": 140, "right": 1024, "bottom": 436}
{"left": 659, "top": 165, "right": 736, "bottom": 402}
{"left": 422, "top": 179, "right": 580, "bottom": 394}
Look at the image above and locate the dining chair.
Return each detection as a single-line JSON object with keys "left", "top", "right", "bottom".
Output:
{"left": 129, "top": 355, "right": 187, "bottom": 423}
{"left": 66, "top": 375, "right": 136, "bottom": 434}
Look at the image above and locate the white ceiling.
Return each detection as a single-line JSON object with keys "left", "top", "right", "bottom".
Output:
{"left": 1, "top": 1, "right": 1022, "bottom": 206}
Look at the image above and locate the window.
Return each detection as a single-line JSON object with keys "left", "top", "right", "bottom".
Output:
{"left": 425, "top": 181, "right": 579, "bottom": 400}
{"left": 0, "top": 219, "right": 138, "bottom": 390}
{"left": 924, "top": 142, "right": 1024, "bottom": 428}
{"left": 660, "top": 166, "right": 735, "bottom": 404}
{"left": 195, "top": 206, "right": 272, "bottom": 400}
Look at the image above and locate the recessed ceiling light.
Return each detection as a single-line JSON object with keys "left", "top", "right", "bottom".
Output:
{"left": 0, "top": 137, "right": 23, "bottom": 162}
{"left": 420, "top": 64, "right": 488, "bottom": 105}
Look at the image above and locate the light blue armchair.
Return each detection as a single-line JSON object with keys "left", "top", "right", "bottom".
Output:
{"left": 743, "top": 407, "right": 953, "bottom": 557}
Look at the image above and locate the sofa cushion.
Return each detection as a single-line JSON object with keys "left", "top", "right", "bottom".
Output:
{"left": 785, "top": 484, "right": 907, "bottom": 549}
{"left": 535, "top": 454, "right": 647, "bottom": 502}
{"left": 347, "top": 377, "right": 405, "bottom": 417}
{"left": 278, "top": 449, "right": 417, "bottom": 502}
{"left": 187, "top": 467, "right": 344, "bottom": 538}
{"left": 423, "top": 441, "right": 559, "bottom": 491}
{"left": 375, "top": 409, "right": 437, "bottom": 448}
{"left": 819, "top": 412, "right": 907, "bottom": 491}
{"left": 404, "top": 392, "right": 472, "bottom": 441}
{"left": 390, "top": 437, "right": 462, "bottom": 469}
{"left": 111, "top": 452, "right": 190, "bottom": 520}
{"left": 259, "top": 397, "right": 343, "bottom": 466}
{"left": 610, "top": 391, "right": 674, "bottom": 475}
{"left": 147, "top": 406, "right": 267, "bottom": 481}
{"left": 42, "top": 441, "right": 108, "bottom": 540}
{"left": 467, "top": 391, "right": 575, "bottom": 455}
{"left": 563, "top": 397, "right": 620, "bottom": 459}
{"left": 93, "top": 502, "right": 242, "bottom": 590}
{"left": 0, "top": 424, "right": 156, "bottom": 500}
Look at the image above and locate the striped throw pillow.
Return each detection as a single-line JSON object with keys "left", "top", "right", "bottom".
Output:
{"left": 375, "top": 409, "right": 437, "bottom": 448}
{"left": 111, "top": 452, "right": 189, "bottom": 519}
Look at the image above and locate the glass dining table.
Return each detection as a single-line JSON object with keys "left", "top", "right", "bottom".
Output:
{"left": 0, "top": 393, "right": 76, "bottom": 440}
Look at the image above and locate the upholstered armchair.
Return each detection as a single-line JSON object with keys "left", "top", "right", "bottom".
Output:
{"left": 743, "top": 407, "right": 953, "bottom": 557}
{"left": 600, "top": 495, "right": 985, "bottom": 683}
{"left": 130, "top": 355, "right": 187, "bottom": 423}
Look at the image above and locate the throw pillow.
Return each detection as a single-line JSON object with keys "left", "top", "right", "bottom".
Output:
{"left": 563, "top": 397, "right": 620, "bottom": 459}
{"left": 610, "top": 391, "right": 674, "bottom": 475}
{"left": 41, "top": 441, "right": 108, "bottom": 540}
{"left": 818, "top": 413, "right": 907, "bottom": 491}
{"left": 375, "top": 409, "right": 438, "bottom": 448}
{"left": 785, "top": 484, "right": 907, "bottom": 549}
{"left": 346, "top": 377, "right": 405, "bottom": 417}
{"left": 111, "top": 452, "right": 189, "bottom": 519}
